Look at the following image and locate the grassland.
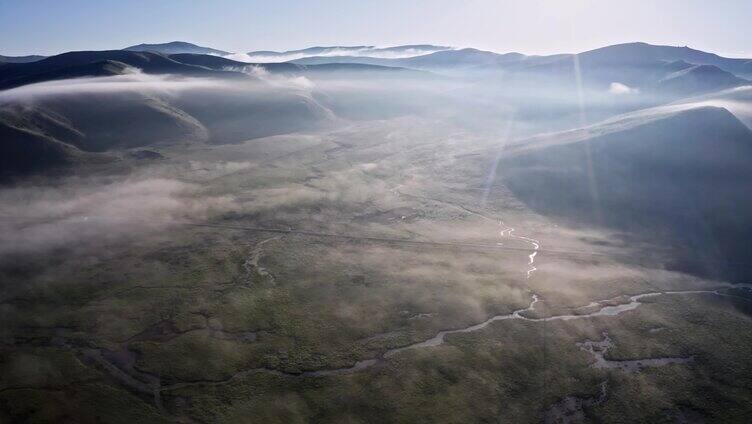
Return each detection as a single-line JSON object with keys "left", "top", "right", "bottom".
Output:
{"left": 2, "top": 117, "right": 751, "bottom": 423}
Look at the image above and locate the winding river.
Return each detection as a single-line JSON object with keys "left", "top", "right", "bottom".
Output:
{"left": 272, "top": 288, "right": 730, "bottom": 377}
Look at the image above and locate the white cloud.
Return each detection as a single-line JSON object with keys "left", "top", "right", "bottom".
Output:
{"left": 225, "top": 46, "right": 452, "bottom": 63}
{"left": 233, "top": 64, "right": 315, "bottom": 91}
{"left": 609, "top": 82, "right": 637, "bottom": 95}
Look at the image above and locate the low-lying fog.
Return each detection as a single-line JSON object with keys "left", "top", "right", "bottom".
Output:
{"left": 0, "top": 173, "right": 236, "bottom": 258}
{"left": 1, "top": 62, "right": 751, "bottom": 283}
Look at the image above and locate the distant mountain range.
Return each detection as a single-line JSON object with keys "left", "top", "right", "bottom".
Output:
{"left": 283, "top": 42, "right": 751, "bottom": 100}
{"left": 287, "top": 42, "right": 752, "bottom": 77}
{"left": 2, "top": 40, "right": 751, "bottom": 180}
{"left": 576, "top": 42, "right": 752, "bottom": 77}
{"left": 0, "top": 50, "right": 421, "bottom": 91}
{"left": 165, "top": 53, "right": 422, "bottom": 76}
{"left": 2, "top": 41, "right": 747, "bottom": 97}
{"left": 513, "top": 43, "right": 752, "bottom": 93}
{"left": 292, "top": 43, "right": 752, "bottom": 91}
{"left": 0, "top": 41, "right": 230, "bottom": 62}
{"left": 5, "top": 41, "right": 751, "bottom": 78}
{"left": 290, "top": 47, "right": 527, "bottom": 67}
{"left": 0, "top": 54, "right": 47, "bottom": 64}
{"left": 123, "top": 41, "right": 230, "bottom": 56}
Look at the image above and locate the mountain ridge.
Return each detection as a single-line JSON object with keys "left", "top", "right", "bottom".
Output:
{"left": 0, "top": 50, "right": 244, "bottom": 89}
{"left": 0, "top": 54, "right": 47, "bottom": 64}
{"left": 124, "top": 41, "right": 230, "bottom": 56}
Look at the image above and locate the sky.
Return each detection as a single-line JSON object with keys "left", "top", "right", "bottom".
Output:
{"left": 1, "top": 0, "right": 751, "bottom": 57}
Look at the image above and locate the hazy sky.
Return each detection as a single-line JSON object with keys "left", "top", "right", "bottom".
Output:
{"left": 1, "top": 0, "right": 751, "bottom": 57}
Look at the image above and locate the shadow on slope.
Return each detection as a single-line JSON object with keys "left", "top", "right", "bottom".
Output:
{"left": 498, "top": 106, "right": 752, "bottom": 281}
{"left": 0, "top": 106, "right": 111, "bottom": 179}
{"left": 0, "top": 72, "right": 335, "bottom": 177}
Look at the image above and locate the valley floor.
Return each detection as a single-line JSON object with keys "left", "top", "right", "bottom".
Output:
{"left": 2, "top": 117, "right": 751, "bottom": 423}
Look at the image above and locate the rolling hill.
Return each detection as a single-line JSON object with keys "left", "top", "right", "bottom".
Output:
{"left": 575, "top": 42, "right": 752, "bottom": 78}
{"left": 0, "top": 105, "right": 109, "bottom": 178}
{"left": 497, "top": 105, "right": 752, "bottom": 279}
{"left": 0, "top": 49, "right": 342, "bottom": 177}
{"left": 656, "top": 64, "right": 749, "bottom": 96}
{"left": 0, "top": 72, "right": 335, "bottom": 156}
{"left": 0, "top": 50, "right": 244, "bottom": 89}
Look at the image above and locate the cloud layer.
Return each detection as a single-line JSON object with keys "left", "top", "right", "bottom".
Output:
{"left": 226, "top": 45, "right": 452, "bottom": 63}
{"left": 0, "top": 70, "right": 227, "bottom": 103}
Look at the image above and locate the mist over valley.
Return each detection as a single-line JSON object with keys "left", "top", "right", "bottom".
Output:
{"left": 2, "top": 30, "right": 752, "bottom": 423}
